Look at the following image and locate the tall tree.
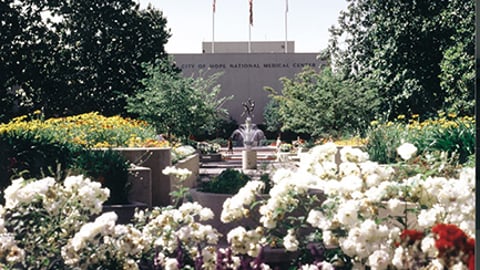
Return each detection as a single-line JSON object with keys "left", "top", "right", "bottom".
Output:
{"left": 329, "top": 0, "right": 474, "bottom": 118}
{"left": 0, "top": 0, "right": 59, "bottom": 120}
{"left": 0, "top": 0, "right": 171, "bottom": 121}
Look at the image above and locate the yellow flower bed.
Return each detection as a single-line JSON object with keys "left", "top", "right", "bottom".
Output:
{"left": 0, "top": 112, "right": 169, "bottom": 148}
{"left": 333, "top": 137, "right": 367, "bottom": 146}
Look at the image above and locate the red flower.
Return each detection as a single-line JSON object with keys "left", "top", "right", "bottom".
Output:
{"left": 468, "top": 254, "right": 475, "bottom": 270}
{"left": 431, "top": 223, "right": 475, "bottom": 269}
{"left": 432, "top": 224, "right": 469, "bottom": 252}
{"left": 399, "top": 229, "right": 424, "bottom": 245}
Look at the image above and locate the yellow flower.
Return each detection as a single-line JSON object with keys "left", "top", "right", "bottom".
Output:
{"left": 370, "top": 120, "right": 379, "bottom": 126}
{"left": 411, "top": 114, "right": 419, "bottom": 119}
{"left": 397, "top": 114, "right": 405, "bottom": 120}
{"left": 447, "top": 112, "right": 457, "bottom": 118}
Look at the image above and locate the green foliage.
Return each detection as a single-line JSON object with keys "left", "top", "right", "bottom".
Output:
{"left": 263, "top": 98, "right": 282, "bottom": 134}
{"left": 0, "top": 113, "right": 159, "bottom": 203}
{"left": 438, "top": 0, "right": 474, "bottom": 116}
{"left": 366, "top": 114, "right": 475, "bottom": 165}
{"left": 328, "top": 0, "right": 474, "bottom": 119}
{"left": 199, "top": 168, "right": 250, "bottom": 195}
{"left": 0, "top": 131, "right": 81, "bottom": 190}
{"left": 267, "top": 67, "right": 380, "bottom": 139}
{"left": 365, "top": 122, "right": 413, "bottom": 164}
{"left": 69, "top": 149, "right": 131, "bottom": 205}
{"left": 423, "top": 120, "right": 475, "bottom": 164}
{"left": 126, "top": 59, "right": 232, "bottom": 140}
{"left": 0, "top": 0, "right": 171, "bottom": 121}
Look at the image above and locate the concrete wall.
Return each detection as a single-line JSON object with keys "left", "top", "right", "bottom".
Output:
{"left": 172, "top": 53, "right": 325, "bottom": 124}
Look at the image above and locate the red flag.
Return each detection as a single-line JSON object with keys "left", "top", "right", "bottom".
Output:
{"left": 213, "top": 0, "right": 216, "bottom": 13}
{"left": 249, "top": 0, "right": 253, "bottom": 25}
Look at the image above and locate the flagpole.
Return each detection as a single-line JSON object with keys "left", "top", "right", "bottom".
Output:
{"left": 284, "top": 0, "right": 288, "bottom": 53}
{"left": 248, "top": 24, "right": 251, "bottom": 53}
{"left": 248, "top": 0, "right": 252, "bottom": 53}
{"left": 212, "top": 9, "right": 215, "bottom": 53}
{"left": 212, "top": 0, "right": 215, "bottom": 53}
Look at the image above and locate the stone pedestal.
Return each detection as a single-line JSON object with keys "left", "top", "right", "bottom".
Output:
{"left": 242, "top": 149, "right": 257, "bottom": 170}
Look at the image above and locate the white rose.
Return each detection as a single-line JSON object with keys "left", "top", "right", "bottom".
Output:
{"left": 368, "top": 249, "right": 390, "bottom": 270}
{"left": 396, "top": 143, "right": 417, "bottom": 161}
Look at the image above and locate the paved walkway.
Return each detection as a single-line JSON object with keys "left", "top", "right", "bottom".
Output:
{"left": 199, "top": 146, "right": 299, "bottom": 180}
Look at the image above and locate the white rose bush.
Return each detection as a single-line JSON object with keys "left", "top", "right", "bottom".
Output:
{"left": 219, "top": 142, "right": 475, "bottom": 269}
{"left": 0, "top": 175, "right": 110, "bottom": 269}
{"left": 0, "top": 141, "right": 474, "bottom": 269}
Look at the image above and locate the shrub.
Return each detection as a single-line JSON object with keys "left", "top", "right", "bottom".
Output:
{"left": 0, "top": 112, "right": 167, "bottom": 200}
{"left": 69, "top": 149, "right": 131, "bottom": 205}
{"left": 0, "top": 126, "right": 82, "bottom": 191}
{"left": 126, "top": 59, "right": 231, "bottom": 140}
{"left": 266, "top": 67, "right": 380, "bottom": 139}
{"left": 199, "top": 168, "right": 250, "bottom": 194}
{"left": 366, "top": 113, "right": 475, "bottom": 164}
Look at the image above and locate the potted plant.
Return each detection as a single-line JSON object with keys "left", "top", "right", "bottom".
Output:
{"left": 197, "top": 141, "right": 222, "bottom": 162}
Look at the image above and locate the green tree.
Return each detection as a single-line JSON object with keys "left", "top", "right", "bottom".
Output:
{"left": 438, "top": 0, "right": 475, "bottom": 115}
{"left": 263, "top": 98, "right": 282, "bottom": 134}
{"left": 267, "top": 67, "right": 379, "bottom": 138}
{"left": 126, "top": 59, "right": 231, "bottom": 140}
{"left": 0, "top": 0, "right": 59, "bottom": 121}
{"left": 329, "top": 0, "right": 474, "bottom": 118}
{"left": 0, "top": 0, "right": 171, "bottom": 121}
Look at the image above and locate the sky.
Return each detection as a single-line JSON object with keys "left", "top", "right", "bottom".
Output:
{"left": 138, "top": 0, "right": 348, "bottom": 54}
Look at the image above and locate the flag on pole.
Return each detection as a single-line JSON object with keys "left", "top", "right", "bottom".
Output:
{"left": 286, "top": 0, "right": 288, "bottom": 12}
{"left": 249, "top": 0, "right": 253, "bottom": 26}
{"left": 213, "top": 0, "right": 216, "bottom": 13}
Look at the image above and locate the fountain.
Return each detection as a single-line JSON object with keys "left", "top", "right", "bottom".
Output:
{"left": 231, "top": 99, "right": 266, "bottom": 169}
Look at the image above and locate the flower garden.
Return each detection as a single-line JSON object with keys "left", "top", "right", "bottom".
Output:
{"left": 0, "top": 112, "right": 475, "bottom": 270}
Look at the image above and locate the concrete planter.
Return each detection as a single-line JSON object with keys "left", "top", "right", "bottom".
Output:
{"left": 200, "top": 153, "right": 222, "bottom": 162}
{"left": 111, "top": 147, "right": 200, "bottom": 207}
{"left": 190, "top": 189, "right": 265, "bottom": 243}
{"left": 102, "top": 201, "right": 148, "bottom": 224}
{"left": 170, "top": 153, "right": 200, "bottom": 204}
{"left": 128, "top": 165, "right": 152, "bottom": 208}
{"left": 110, "top": 147, "right": 171, "bottom": 207}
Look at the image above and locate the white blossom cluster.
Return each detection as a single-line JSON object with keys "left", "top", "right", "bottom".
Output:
{"left": 227, "top": 226, "right": 264, "bottom": 257}
{"left": 221, "top": 180, "right": 264, "bottom": 223}
{"left": 140, "top": 202, "right": 220, "bottom": 269}
{"left": 3, "top": 175, "right": 109, "bottom": 217}
{"left": 258, "top": 169, "right": 311, "bottom": 229}
{"left": 302, "top": 143, "right": 475, "bottom": 269}
{"left": 62, "top": 212, "right": 146, "bottom": 269}
{"left": 0, "top": 175, "right": 110, "bottom": 268}
{"left": 171, "top": 145, "right": 196, "bottom": 163}
{"left": 219, "top": 142, "right": 473, "bottom": 269}
{"left": 415, "top": 167, "right": 475, "bottom": 237}
{"left": 162, "top": 165, "right": 192, "bottom": 180}
{"left": 0, "top": 232, "right": 25, "bottom": 267}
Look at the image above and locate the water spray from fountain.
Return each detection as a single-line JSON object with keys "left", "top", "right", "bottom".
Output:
{"left": 231, "top": 98, "right": 266, "bottom": 149}
{"left": 230, "top": 98, "right": 266, "bottom": 170}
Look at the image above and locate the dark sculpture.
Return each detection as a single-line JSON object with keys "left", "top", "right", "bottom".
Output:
{"left": 241, "top": 98, "right": 255, "bottom": 119}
